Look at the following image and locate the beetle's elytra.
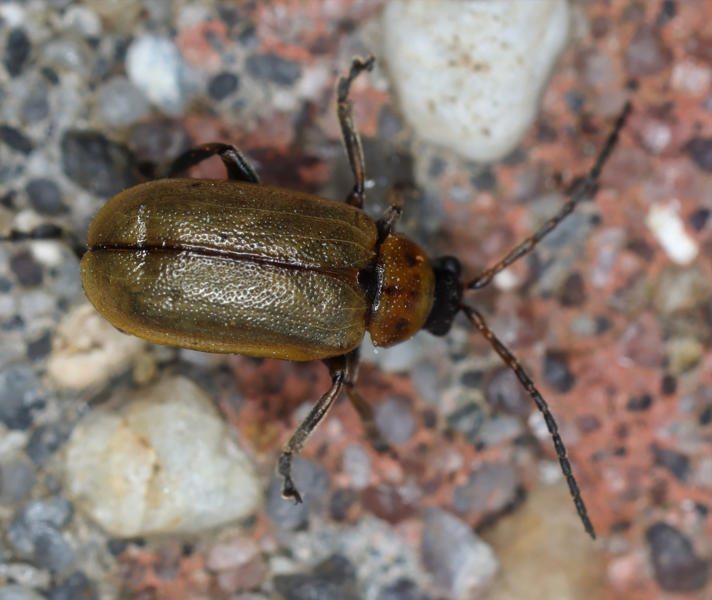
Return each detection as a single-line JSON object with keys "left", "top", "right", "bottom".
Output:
{"left": 2, "top": 57, "right": 631, "bottom": 539}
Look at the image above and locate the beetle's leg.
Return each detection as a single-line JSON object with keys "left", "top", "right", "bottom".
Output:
{"left": 337, "top": 347, "right": 397, "bottom": 456}
{"left": 376, "top": 182, "right": 406, "bottom": 240}
{"left": 467, "top": 101, "right": 631, "bottom": 290}
{"left": 279, "top": 366, "right": 345, "bottom": 503}
{"left": 345, "top": 386, "right": 397, "bottom": 457}
{"left": 0, "top": 224, "right": 85, "bottom": 259}
{"left": 460, "top": 303, "right": 596, "bottom": 539}
{"left": 168, "top": 143, "right": 259, "bottom": 183}
{"left": 337, "top": 55, "right": 375, "bottom": 208}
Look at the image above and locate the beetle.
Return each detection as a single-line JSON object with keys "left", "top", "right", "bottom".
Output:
{"left": 2, "top": 57, "right": 630, "bottom": 539}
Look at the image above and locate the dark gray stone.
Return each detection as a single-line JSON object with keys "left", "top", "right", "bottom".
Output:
{"left": 542, "top": 350, "right": 575, "bottom": 393}
{"left": 685, "top": 137, "right": 712, "bottom": 172}
{"left": 246, "top": 53, "right": 301, "bottom": 86}
{"left": 273, "top": 554, "right": 359, "bottom": 600}
{"left": 0, "top": 366, "right": 44, "bottom": 430}
{"left": 646, "top": 522, "right": 708, "bottom": 592}
{"left": 208, "top": 71, "right": 239, "bottom": 100}
{"left": 60, "top": 130, "right": 136, "bottom": 197}
{"left": 7, "top": 496, "right": 74, "bottom": 573}
{"left": 25, "top": 179, "right": 66, "bottom": 215}
{"left": 4, "top": 28, "right": 31, "bottom": 77}
{"left": 378, "top": 578, "right": 431, "bottom": 600}
{"left": 26, "top": 424, "right": 71, "bottom": 466}
{"left": 46, "top": 571, "right": 97, "bottom": 600}
{"left": 0, "top": 125, "right": 33, "bottom": 155}
{"left": 651, "top": 444, "right": 690, "bottom": 482}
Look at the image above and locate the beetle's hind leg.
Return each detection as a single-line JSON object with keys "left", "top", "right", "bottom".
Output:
{"left": 337, "top": 56, "right": 375, "bottom": 208}
{"left": 168, "top": 142, "right": 259, "bottom": 183}
{"left": 278, "top": 348, "right": 395, "bottom": 502}
{"left": 279, "top": 362, "right": 346, "bottom": 503}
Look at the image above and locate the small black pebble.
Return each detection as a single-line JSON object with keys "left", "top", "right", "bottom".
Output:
{"left": 685, "top": 137, "right": 712, "bottom": 172}
{"left": 471, "top": 167, "right": 496, "bottom": 191}
{"left": 689, "top": 208, "right": 709, "bottom": 232}
{"left": 207, "top": 71, "right": 239, "bottom": 100}
{"left": 626, "top": 394, "right": 653, "bottom": 411}
{"left": 661, "top": 374, "right": 677, "bottom": 395}
{"left": 4, "top": 28, "right": 31, "bottom": 77}
{"left": 652, "top": 444, "right": 690, "bottom": 482}
{"left": 0, "top": 125, "right": 33, "bottom": 155}
{"left": 543, "top": 350, "right": 576, "bottom": 393}
{"left": 559, "top": 271, "right": 586, "bottom": 306}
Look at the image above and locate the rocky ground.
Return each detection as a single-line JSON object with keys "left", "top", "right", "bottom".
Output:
{"left": 0, "top": 1, "right": 711, "bottom": 599}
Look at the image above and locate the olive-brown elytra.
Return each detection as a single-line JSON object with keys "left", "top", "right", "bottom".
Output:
{"left": 1, "top": 57, "right": 631, "bottom": 539}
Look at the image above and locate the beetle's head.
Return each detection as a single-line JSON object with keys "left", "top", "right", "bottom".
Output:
{"left": 424, "top": 256, "right": 463, "bottom": 336}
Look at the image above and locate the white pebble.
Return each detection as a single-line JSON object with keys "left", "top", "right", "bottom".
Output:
{"left": 645, "top": 202, "right": 699, "bottom": 265}
{"left": 47, "top": 303, "right": 145, "bottom": 391}
{"left": 64, "top": 376, "right": 260, "bottom": 537}
{"left": 382, "top": 0, "right": 570, "bottom": 162}
{"left": 126, "top": 35, "right": 184, "bottom": 113}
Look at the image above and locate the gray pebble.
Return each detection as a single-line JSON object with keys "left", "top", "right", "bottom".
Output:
{"left": 375, "top": 395, "right": 416, "bottom": 445}
{"left": 0, "top": 366, "right": 44, "bottom": 431}
{"left": 421, "top": 507, "right": 497, "bottom": 598}
{"left": 22, "top": 87, "right": 50, "bottom": 123}
{"left": 447, "top": 402, "right": 484, "bottom": 441}
{"left": 0, "top": 586, "right": 45, "bottom": 600}
{"left": 486, "top": 367, "right": 530, "bottom": 416}
{"left": 625, "top": 25, "right": 672, "bottom": 77}
{"left": 96, "top": 77, "right": 150, "bottom": 127}
{"left": 25, "top": 424, "right": 70, "bottom": 466}
{"left": 265, "top": 457, "right": 329, "bottom": 531}
{"left": 452, "top": 463, "right": 519, "bottom": 517}
{"left": 25, "top": 179, "right": 66, "bottom": 216}
{"left": 378, "top": 578, "right": 431, "bottom": 600}
{"left": 7, "top": 496, "right": 73, "bottom": 554}
{"left": 0, "top": 457, "right": 36, "bottom": 505}
{"left": 341, "top": 444, "right": 371, "bottom": 490}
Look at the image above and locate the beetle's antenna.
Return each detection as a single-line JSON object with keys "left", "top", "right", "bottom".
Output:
{"left": 460, "top": 303, "right": 596, "bottom": 539}
{"left": 0, "top": 225, "right": 85, "bottom": 259}
{"left": 467, "top": 101, "right": 631, "bottom": 291}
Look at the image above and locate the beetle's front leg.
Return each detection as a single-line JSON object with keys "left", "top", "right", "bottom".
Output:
{"left": 168, "top": 142, "right": 259, "bottom": 183}
{"left": 279, "top": 365, "right": 346, "bottom": 503}
{"left": 336, "top": 56, "right": 375, "bottom": 209}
